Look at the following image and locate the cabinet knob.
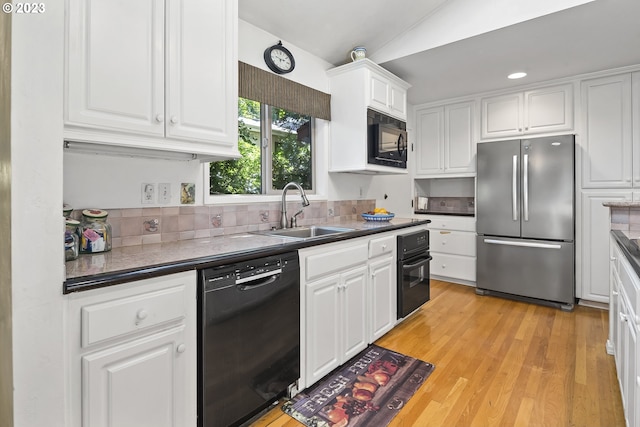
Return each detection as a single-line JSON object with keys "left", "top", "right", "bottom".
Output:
{"left": 620, "top": 312, "right": 628, "bottom": 322}
{"left": 611, "top": 257, "right": 616, "bottom": 261}
{"left": 637, "top": 376, "right": 640, "bottom": 387}
{"left": 170, "top": 116, "right": 178, "bottom": 124}
{"left": 636, "top": 314, "right": 640, "bottom": 324}
{"left": 177, "top": 344, "right": 186, "bottom": 354}
{"left": 381, "top": 244, "right": 387, "bottom": 250}
{"left": 518, "top": 128, "right": 522, "bottom": 132}
{"left": 442, "top": 241, "right": 447, "bottom": 245}
{"left": 155, "top": 114, "right": 164, "bottom": 123}
{"left": 441, "top": 264, "right": 446, "bottom": 269}
{"left": 612, "top": 290, "right": 619, "bottom": 296}
{"left": 136, "top": 309, "right": 148, "bottom": 321}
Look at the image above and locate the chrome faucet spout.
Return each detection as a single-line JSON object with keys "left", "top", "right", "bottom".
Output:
{"left": 281, "top": 182, "right": 310, "bottom": 228}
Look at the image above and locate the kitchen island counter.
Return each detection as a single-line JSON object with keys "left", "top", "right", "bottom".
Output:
{"left": 64, "top": 218, "right": 429, "bottom": 293}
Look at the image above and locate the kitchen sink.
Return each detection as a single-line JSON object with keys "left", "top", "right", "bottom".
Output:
{"left": 253, "top": 226, "right": 355, "bottom": 240}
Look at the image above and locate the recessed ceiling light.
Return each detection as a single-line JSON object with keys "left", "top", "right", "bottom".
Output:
{"left": 508, "top": 72, "right": 527, "bottom": 79}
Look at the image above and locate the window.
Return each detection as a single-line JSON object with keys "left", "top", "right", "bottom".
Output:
{"left": 209, "top": 97, "right": 314, "bottom": 195}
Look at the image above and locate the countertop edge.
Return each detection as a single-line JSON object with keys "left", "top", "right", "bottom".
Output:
{"left": 64, "top": 219, "right": 430, "bottom": 294}
{"left": 611, "top": 230, "right": 640, "bottom": 278}
{"left": 603, "top": 202, "right": 640, "bottom": 207}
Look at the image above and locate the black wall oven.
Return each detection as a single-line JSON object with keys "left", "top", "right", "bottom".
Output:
{"left": 397, "top": 229, "right": 431, "bottom": 319}
{"left": 367, "top": 108, "right": 407, "bottom": 169}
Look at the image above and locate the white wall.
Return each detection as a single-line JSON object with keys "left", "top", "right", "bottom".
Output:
{"left": 64, "top": 19, "right": 367, "bottom": 207}
{"left": 11, "top": 9, "right": 66, "bottom": 427}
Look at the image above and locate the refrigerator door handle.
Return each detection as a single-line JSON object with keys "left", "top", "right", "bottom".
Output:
{"left": 483, "top": 238, "right": 562, "bottom": 249}
{"left": 512, "top": 155, "right": 518, "bottom": 221}
{"left": 523, "top": 153, "right": 529, "bottom": 222}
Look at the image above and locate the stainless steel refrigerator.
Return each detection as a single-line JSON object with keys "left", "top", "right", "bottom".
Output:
{"left": 476, "top": 135, "right": 575, "bottom": 310}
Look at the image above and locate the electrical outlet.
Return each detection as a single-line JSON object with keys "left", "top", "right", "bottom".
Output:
{"left": 158, "top": 183, "right": 171, "bottom": 204}
{"left": 142, "top": 183, "right": 155, "bottom": 204}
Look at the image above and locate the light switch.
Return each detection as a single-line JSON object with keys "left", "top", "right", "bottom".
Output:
{"left": 158, "top": 183, "right": 171, "bottom": 204}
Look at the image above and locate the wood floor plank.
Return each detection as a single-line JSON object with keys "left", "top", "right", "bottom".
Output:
{"left": 254, "top": 280, "right": 625, "bottom": 427}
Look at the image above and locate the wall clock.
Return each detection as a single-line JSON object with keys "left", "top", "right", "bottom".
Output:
{"left": 264, "top": 41, "right": 295, "bottom": 74}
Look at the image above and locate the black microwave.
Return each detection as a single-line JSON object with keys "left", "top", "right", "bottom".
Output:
{"left": 367, "top": 109, "right": 407, "bottom": 168}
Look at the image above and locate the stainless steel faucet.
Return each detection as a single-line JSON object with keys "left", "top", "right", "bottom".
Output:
{"left": 280, "top": 182, "right": 310, "bottom": 228}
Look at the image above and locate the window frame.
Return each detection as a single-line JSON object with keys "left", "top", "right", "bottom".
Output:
{"left": 204, "top": 98, "right": 316, "bottom": 202}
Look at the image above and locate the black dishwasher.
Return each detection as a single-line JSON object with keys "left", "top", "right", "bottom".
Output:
{"left": 198, "top": 251, "right": 300, "bottom": 427}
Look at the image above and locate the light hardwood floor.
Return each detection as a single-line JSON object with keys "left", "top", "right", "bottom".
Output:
{"left": 254, "top": 280, "right": 625, "bottom": 427}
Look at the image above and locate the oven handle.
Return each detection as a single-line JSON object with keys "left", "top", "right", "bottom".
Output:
{"left": 402, "top": 256, "right": 432, "bottom": 270}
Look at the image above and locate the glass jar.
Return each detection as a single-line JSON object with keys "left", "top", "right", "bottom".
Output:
{"left": 63, "top": 204, "right": 73, "bottom": 218}
{"left": 65, "top": 219, "right": 80, "bottom": 261}
{"left": 80, "top": 209, "right": 112, "bottom": 253}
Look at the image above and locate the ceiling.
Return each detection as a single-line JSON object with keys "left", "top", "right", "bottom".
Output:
{"left": 239, "top": 0, "right": 640, "bottom": 105}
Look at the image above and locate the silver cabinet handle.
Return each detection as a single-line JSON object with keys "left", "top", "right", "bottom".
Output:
{"left": 523, "top": 153, "right": 529, "bottom": 222}
{"left": 483, "top": 239, "right": 561, "bottom": 249}
{"left": 512, "top": 155, "right": 518, "bottom": 221}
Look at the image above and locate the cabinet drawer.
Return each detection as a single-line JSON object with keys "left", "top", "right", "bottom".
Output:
{"left": 81, "top": 285, "right": 187, "bottom": 347}
{"left": 619, "top": 253, "right": 640, "bottom": 325}
{"left": 427, "top": 216, "right": 476, "bottom": 232}
{"left": 431, "top": 253, "right": 476, "bottom": 282}
{"left": 369, "top": 235, "right": 395, "bottom": 258}
{"left": 430, "top": 230, "right": 476, "bottom": 256}
{"left": 305, "top": 243, "right": 368, "bottom": 282}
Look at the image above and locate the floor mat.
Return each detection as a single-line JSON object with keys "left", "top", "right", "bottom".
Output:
{"left": 282, "top": 344, "right": 435, "bottom": 427}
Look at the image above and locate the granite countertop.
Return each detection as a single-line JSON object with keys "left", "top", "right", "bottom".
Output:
{"left": 64, "top": 218, "right": 429, "bottom": 293}
{"left": 603, "top": 201, "right": 640, "bottom": 207}
{"left": 611, "top": 229, "right": 640, "bottom": 278}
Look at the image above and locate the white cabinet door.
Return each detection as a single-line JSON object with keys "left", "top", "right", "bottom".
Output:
{"left": 389, "top": 83, "right": 407, "bottom": 118}
{"left": 305, "top": 274, "right": 341, "bottom": 386}
{"left": 82, "top": 326, "right": 189, "bottom": 427}
{"left": 165, "top": 0, "right": 237, "bottom": 146}
{"left": 369, "top": 73, "right": 390, "bottom": 114}
{"left": 581, "top": 74, "right": 632, "bottom": 188}
{"left": 341, "top": 266, "right": 368, "bottom": 361}
{"left": 481, "top": 92, "right": 523, "bottom": 139}
{"left": 579, "top": 190, "right": 632, "bottom": 302}
{"left": 633, "top": 72, "right": 640, "bottom": 187}
{"left": 481, "top": 84, "right": 573, "bottom": 140}
{"left": 369, "top": 256, "right": 396, "bottom": 342}
{"left": 415, "top": 107, "right": 444, "bottom": 175}
{"left": 524, "top": 84, "right": 573, "bottom": 134}
{"left": 445, "top": 101, "right": 476, "bottom": 174}
{"left": 609, "top": 238, "right": 621, "bottom": 358}
{"left": 66, "top": 0, "right": 165, "bottom": 135}
{"left": 415, "top": 101, "right": 475, "bottom": 177}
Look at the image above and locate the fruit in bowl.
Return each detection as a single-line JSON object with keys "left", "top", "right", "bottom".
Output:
{"left": 366, "top": 208, "right": 391, "bottom": 215}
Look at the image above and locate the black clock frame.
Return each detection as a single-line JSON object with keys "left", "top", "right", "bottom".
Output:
{"left": 263, "top": 41, "right": 295, "bottom": 75}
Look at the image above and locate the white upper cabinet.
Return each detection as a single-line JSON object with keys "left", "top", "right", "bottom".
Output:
{"left": 581, "top": 74, "right": 632, "bottom": 188}
{"left": 65, "top": 0, "right": 239, "bottom": 160}
{"left": 327, "top": 59, "right": 410, "bottom": 174}
{"left": 481, "top": 84, "right": 573, "bottom": 139}
{"left": 415, "top": 100, "right": 476, "bottom": 176}
{"left": 369, "top": 73, "right": 407, "bottom": 119}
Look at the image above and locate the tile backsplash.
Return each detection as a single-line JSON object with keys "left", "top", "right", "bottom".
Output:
{"left": 69, "top": 200, "right": 375, "bottom": 248}
{"left": 610, "top": 207, "right": 640, "bottom": 231}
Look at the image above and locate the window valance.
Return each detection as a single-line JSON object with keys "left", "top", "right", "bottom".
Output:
{"left": 239, "top": 61, "right": 331, "bottom": 121}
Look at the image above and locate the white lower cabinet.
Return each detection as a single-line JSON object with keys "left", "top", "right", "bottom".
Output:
{"left": 66, "top": 271, "right": 197, "bottom": 427}
{"left": 579, "top": 190, "right": 632, "bottom": 302}
{"left": 301, "top": 228, "right": 413, "bottom": 389}
{"left": 609, "top": 239, "right": 640, "bottom": 427}
{"left": 426, "top": 215, "right": 476, "bottom": 284}
{"left": 305, "top": 266, "right": 368, "bottom": 387}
